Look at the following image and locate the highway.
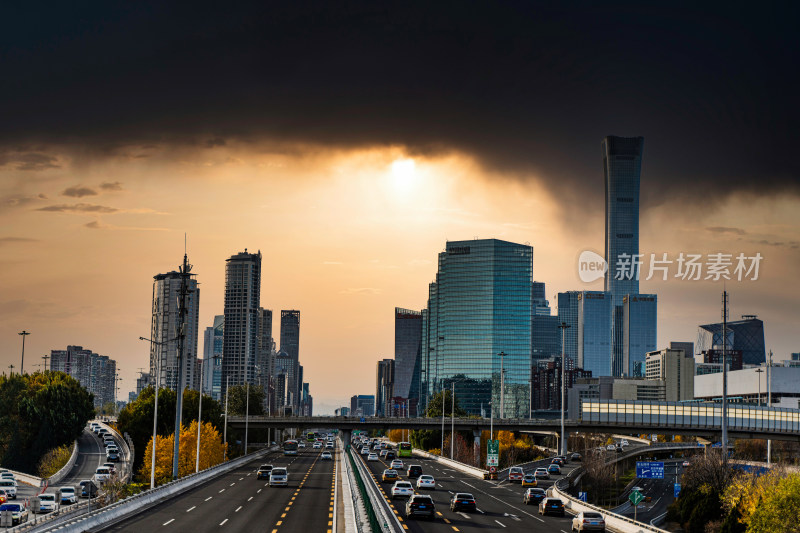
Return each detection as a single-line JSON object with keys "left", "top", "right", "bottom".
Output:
{"left": 17, "top": 425, "right": 116, "bottom": 503}
{"left": 613, "top": 459, "right": 685, "bottom": 524}
{"left": 354, "top": 445, "right": 581, "bottom": 532}
{"left": 92, "top": 444, "right": 337, "bottom": 533}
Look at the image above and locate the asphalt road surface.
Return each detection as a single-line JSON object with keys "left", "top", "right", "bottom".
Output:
{"left": 354, "top": 446, "right": 582, "bottom": 533}
{"left": 92, "top": 444, "right": 337, "bottom": 533}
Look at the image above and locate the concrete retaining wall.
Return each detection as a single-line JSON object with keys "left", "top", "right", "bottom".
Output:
{"left": 45, "top": 441, "right": 78, "bottom": 486}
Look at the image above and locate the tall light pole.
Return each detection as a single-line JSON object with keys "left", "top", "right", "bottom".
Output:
{"left": 244, "top": 381, "right": 250, "bottom": 455}
{"left": 755, "top": 368, "right": 764, "bottom": 406}
{"left": 499, "top": 352, "right": 506, "bottom": 419}
{"left": 767, "top": 349, "right": 773, "bottom": 463}
{"left": 223, "top": 375, "right": 229, "bottom": 460}
{"left": 42, "top": 354, "right": 49, "bottom": 372}
{"left": 18, "top": 331, "right": 30, "bottom": 374}
{"left": 440, "top": 385, "right": 446, "bottom": 455}
{"left": 195, "top": 357, "right": 205, "bottom": 473}
{"left": 451, "top": 381, "right": 456, "bottom": 459}
{"left": 139, "top": 335, "right": 171, "bottom": 490}
{"left": 721, "top": 291, "right": 729, "bottom": 467}
{"left": 558, "top": 322, "right": 571, "bottom": 456}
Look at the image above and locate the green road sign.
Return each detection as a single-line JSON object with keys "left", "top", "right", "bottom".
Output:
{"left": 487, "top": 439, "right": 499, "bottom": 467}
{"left": 629, "top": 490, "right": 644, "bottom": 506}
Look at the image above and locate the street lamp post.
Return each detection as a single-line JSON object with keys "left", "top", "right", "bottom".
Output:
{"left": 755, "top": 368, "right": 764, "bottom": 406}
{"left": 451, "top": 381, "right": 456, "bottom": 460}
{"left": 18, "top": 331, "right": 30, "bottom": 375}
{"left": 440, "top": 386, "right": 446, "bottom": 455}
{"left": 245, "top": 381, "right": 250, "bottom": 455}
{"left": 139, "top": 335, "right": 175, "bottom": 490}
{"left": 195, "top": 357, "right": 205, "bottom": 473}
{"left": 558, "top": 322, "right": 571, "bottom": 456}
{"left": 223, "top": 376, "right": 230, "bottom": 460}
{"left": 721, "top": 291, "right": 729, "bottom": 467}
{"left": 767, "top": 350, "right": 773, "bottom": 463}
{"left": 499, "top": 352, "right": 506, "bottom": 419}
{"left": 42, "top": 354, "right": 49, "bottom": 372}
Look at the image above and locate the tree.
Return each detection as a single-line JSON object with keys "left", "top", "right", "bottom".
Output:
{"left": 117, "top": 386, "right": 223, "bottom": 474}
{"left": 227, "top": 385, "right": 265, "bottom": 416}
{"left": 0, "top": 371, "right": 94, "bottom": 473}
{"left": 410, "top": 390, "right": 467, "bottom": 452}
{"left": 137, "top": 420, "right": 226, "bottom": 485}
{"left": 747, "top": 473, "right": 800, "bottom": 533}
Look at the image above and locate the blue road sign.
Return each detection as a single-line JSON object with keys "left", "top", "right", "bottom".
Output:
{"left": 636, "top": 461, "right": 665, "bottom": 479}
{"left": 674, "top": 483, "right": 681, "bottom": 498}
{"left": 360, "top": 417, "right": 365, "bottom": 423}
{"left": 578, "top": 492, "right": 587, "bottom": 502}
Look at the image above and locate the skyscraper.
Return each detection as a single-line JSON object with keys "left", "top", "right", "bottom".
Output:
{"left": 577, "top": 291, "right": 613, "bottom": 377}
{"left": 376, "top": 358, "right": 395, "bottom": 417}
{"left": 622, "top": 294, "right": 658, "bottom": 377}
{"left": 422, "top": 239, "right": 533, "bottom": 418}
{"left": 150, "top": 268, "right": 200, "bottom": 392}
{"left": 532, "top": 281, "right": 551, "bottom": 315}
{"left": 697, "top": 315, "right": 766, "bottom": 365}
{"left": 222, "top": 250, "right": 261, "bottom": 394}
{"left": 280, "top": 310, "right": 300, "bottom": 408}
{"left": 394, "top": 308, "right": 423, "bottom": 414}
{"left": 557, "top": 291, "right": 580, "bottom": 363}
{"left": 202, "top": 315, "right": 224, "bottom": 401}
{"left": 603, "top": 135, "right": 644, "bottom": 376}
{"left": 51, "top": 346, "right": 117, "bottom": 408}
{"left": 257, "top": 308, "right": 274, "bottom": 389}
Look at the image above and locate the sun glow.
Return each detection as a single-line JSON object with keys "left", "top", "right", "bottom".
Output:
{"left": 390, "top": 158, "right": 416, "bottom": 189}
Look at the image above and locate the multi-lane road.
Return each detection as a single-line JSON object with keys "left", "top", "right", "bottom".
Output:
{"left": 354, "top": 446, "right": 581, "bottom": 533}
{"left": 17, "top": 424, "right": 116, "bottom": 502}
{"left": 92, "top": 444, "right": 338, "bottom": 533}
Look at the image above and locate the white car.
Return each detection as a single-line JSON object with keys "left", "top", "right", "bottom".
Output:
{"left": 390, "top": 481, "right": 414, "bottom": 499}
{"left": 620, "top": 439, "right": 629, "bottom": 447}
{"left": 36, "top": 493, "right": 58, "bottom": 513}
{"left": 326, "top": 442, "right": 334, "bottom": 449}
{"left": 606, "top": 444, "right": 616, "bottom": 451}
{"left": 416, "top": 475, "right": 436, "bottom": 490}
{"left": 360, "top": 447, "right": 370, "bottom": 455}
{"left": 94, "top": 467, "right": 111, "bottom": 484}
{"left": 367, "top": 453, "right": 379, "bottom": 461}
{"left": 0, "top": 472, "right": 14, "bottom": 481}
{"left": 298, "top": 442, "right": 306, "bottom": 448}
{"left": 321, "top": 451, "right": 332, "bottom": 460}
{"left": 0, "top": 480, "right": 17, "bottom": 499}
{"left": 313, "top": 442, "right": 322, "bottom": 449}
{"left": 269, "top": 467, "right": 288, "bottom": 487}
{"left": 59, "top": 486, "right": 77, "bottom": 505}
{"left": 390, "top": 459, "right": 404, "bottom": 470}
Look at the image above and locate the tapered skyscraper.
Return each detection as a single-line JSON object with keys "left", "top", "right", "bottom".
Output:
{"left": 603, "top": 136, "right": 644, "bottom": 376}
{"left": 222, "top": 250, "right": 261, "bottom": 395}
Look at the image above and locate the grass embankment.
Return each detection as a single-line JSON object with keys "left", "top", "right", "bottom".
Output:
{"left": 37, "top": 444, "right": 74, "bottom": 478}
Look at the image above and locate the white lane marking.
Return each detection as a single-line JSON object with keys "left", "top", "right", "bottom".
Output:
{"left": 235, "top": 506, "right": 242, "bottom": 512}
{"left": 257, "top": 489, "right": 262, "bottom": 493}
{"left": 495, "top": 520, "right": 506, "bottom": 527}
{"left": 561, "top": 530, "right": 569, "bottom": 533}
{"left": 219, "top": 488, "right": 225, "bottom": 493}
{"left": 163, "top": 519, "right": 175, "bottom": 525}
{"left": 248, "top": 496, "right": 253, "bottom": 501}
{"left": 205, "top": 497, "right": 213, "bottom": 501}
{"left": 476, "top": 508, "right": 485, "bottom": 514}
{"left": 187, "top": 506, "right": 196, "bottom": 512}
{"left": 219, "top": 518, "right": 228, "bottom": 525}
{"left": 230, "top": 482, "right": 235, "bottom": 486}
{"left": 457, "top": 512, "right": 471, "bottom": 519}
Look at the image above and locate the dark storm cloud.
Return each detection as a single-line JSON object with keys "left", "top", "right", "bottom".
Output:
{"left": 0, "top": 152, "right": 60, "bottom": 171}
{"left": 62, "top": 185, "right": 98, "bottom": 198}
{"left": 1, "top": 1, "right": 798, "bottom": 207}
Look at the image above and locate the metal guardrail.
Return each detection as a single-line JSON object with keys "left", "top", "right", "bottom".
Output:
{"left": 13, "top": 447, "right": 276, "bottom": 533}
{"left": 340, "top": 445, "right": 367, "bottom": 533}
{"left": 348, "top": 448, "right": 403, "bottom": 533}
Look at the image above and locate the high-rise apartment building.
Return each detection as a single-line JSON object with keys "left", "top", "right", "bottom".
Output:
{"left": 577, "top": 291, "right": 613, "bottom": 377}
{"left": 603, "top": 136, "right": 644, "bottom": 376}
{"left": 532, "top": 281, "right": 551, "bottom": 315}
{"left": 645, "top": 348, "right": 694, "bottom": 401}
{"left": 376, "top": 359, "right": 395, "bottom": 417}
{"left": 273, "top": 351, "right": 295, "bottom": 409}
{"left": 202, "top": 315, "right": 224, "bottom": 401}
{"left": 280, "top": 310, "right": 300, "bottom": 408}
{"left": 557, "top": 291, "right": 580, "bottom": 363}
{"left": 394, "top": 308, "right": 423, "bottom": 415}
{"left": 50, "top": 345, "right": 117, "bottom": 407}
{"left": 422, "top": 239, "right": 533, "bottom": 418}
{"left": 257, "top": 308, "right": 274, "bottom": 390}
{"left": 622, "top": 294, "right": 657, "bottom": 377}
{"left": 222, "top": 250, "right": 261, "bottom": 395}
{"left": 150, "top": 268, "right": 200, "bottom": 392}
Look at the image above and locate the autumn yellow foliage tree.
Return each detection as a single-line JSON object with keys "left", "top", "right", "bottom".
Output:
{"left": 387, "top": 429, "right": 411, "bottom": 443}
{"left": 138, "top": 421, "right": 226, "bottom": 486}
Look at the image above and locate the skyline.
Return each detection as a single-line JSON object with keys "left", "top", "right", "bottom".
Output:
{"left": 1, "top": 2, "right": 798, "bottom": 414}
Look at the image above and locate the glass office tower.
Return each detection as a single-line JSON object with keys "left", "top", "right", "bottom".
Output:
{"left": 394, "top": 308, "right": 423, "bottom": 414}
{"left": 603, "top": 136, "right": 644, "bottom": 376}
{"left": 423, "top": 239, "right": 533, "bottom": 418}
{"left": 577, "top": 291, "right": 613, "bottom": 377}
{"left": 557, "top": 291, "right": 580, "bottom": 363}
{"left": 622, "top": 294, "right": 657, "bottom": 377}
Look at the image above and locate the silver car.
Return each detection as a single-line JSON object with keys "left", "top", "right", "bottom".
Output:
{"left": 0, "top": 480, "right": 17, "bottom": 499}
{"left": 572, "top": 511, "right": 606, "bottom": 532}
{"left": 269, "top": 467, "right": 288, "bottom": 487}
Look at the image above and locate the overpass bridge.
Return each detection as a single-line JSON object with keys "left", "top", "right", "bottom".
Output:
{"left": 229, "top": 399, "right": 800, "bottom": 442}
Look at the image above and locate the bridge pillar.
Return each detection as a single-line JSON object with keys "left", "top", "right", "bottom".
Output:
{"left": 473, "top": 429, "right": 482, "bottom": 467}
{"left": 340, "top": 429, "right": 351, "bottom": 450}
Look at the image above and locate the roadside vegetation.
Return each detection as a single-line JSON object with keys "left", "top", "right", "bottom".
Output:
{"left": 137, "top": 420, "right": 226, "bottom": 486}
{"left": 36, "top": 443, "right": 74, "bottom": 478}
{"left": 0, "top": 371, "right": 94, "bottom": 473}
